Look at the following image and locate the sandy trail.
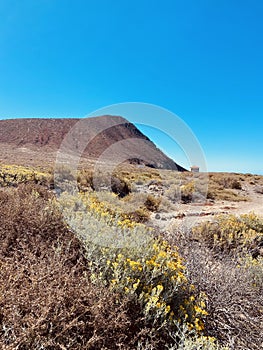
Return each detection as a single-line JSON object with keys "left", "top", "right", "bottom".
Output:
{"left": 149, "top": 184, "right": 263, "bottom": 232}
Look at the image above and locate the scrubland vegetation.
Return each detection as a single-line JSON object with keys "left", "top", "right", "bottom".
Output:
{"left": 0, "top": 163, "right": 263, "bottom": 349}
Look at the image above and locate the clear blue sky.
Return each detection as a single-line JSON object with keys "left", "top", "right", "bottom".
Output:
{"left": 0, "top": 0, "right": 262, "bottom": 174}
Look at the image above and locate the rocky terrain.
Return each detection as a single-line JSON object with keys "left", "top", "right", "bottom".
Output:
{"left": 0, "top": 116, "right": 185, "bottom": 171}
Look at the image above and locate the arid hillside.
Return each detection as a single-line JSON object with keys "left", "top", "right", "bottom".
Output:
{"left": 0, "top": 116, "right": 186, "bottom": 171}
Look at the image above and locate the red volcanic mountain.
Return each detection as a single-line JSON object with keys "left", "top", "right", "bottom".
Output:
{"left": 0, "top": 116, "right": 186, "bottom": 171}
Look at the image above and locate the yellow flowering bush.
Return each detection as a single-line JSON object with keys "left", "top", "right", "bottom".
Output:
{"left": 105, "top": 239, "right": 208, "bottom": 332}
{"left": 192, "top": 213, "right": 263, "bottom": 253}
{"left": 0, "top": 164, "right": 49, "bottom": 187}
{"left": 57, "top": 192, "right": 150, "bottom": 248}
{"left": 57, "top": 191, "right": 209, "bottom": 335}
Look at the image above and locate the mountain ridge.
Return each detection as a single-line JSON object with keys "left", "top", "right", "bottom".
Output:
{"left": 0, "top": 116, "right": 186, "bottom": 171}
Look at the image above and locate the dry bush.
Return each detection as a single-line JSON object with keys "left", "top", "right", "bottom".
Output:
{"left": 1, "top": 184, "right": 221, "bottom": 349}
{"left": 167, "top": 219, "right": 263, "bottom": 350}
{"left": 111, "top": 175, "right": 131, "bottom": 198}
{"left": 158, "top": 196, "right": 178, "bottom": 213}
{"left": 209, "top": 173, "right": 242, "bottom": 190}
{"left": 255, "top": 185, "right": 263, "bottom": 194}
{"left": 0, "top": 184, "right": 169, "bottom": 349}
{"left": 86, "top": 191, "right": 152, "bottom": 223}
{"left": 206, "top": 173, "right": 248, "bottom": 202}
{"left": 0, "top": 164, "right": 52, "bottom": 188}
{"left": 128, "top": 207, "right": 151, "bottom": 222}
{"left": 180, "top": 182, "right": 195, "bottom": 203}
{"left": 164, "top": 185, "right": 181, "bottom": 203}
{"left": 144, "top": 195, "right": 161, "bottom": 211}
{"left": 58, "top": 191, "right": 221, "bottom": 346}
{"left": 0, "top": 184, "right": 73, "bottom": 259}
{"left": 0, "top": 252, "right": 147, "bottom": 350}
{"left": 207, "top": 185, "right": 247, "bottom": 202}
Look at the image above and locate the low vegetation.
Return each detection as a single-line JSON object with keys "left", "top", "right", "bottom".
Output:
{"left": 0, "top": 164, "right": 263, "bottom": 349}
{"left": 168, "top": 214, "right": 263, "bottom": 350}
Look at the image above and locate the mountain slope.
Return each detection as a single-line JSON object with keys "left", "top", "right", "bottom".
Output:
{"left": 0, "top": 116, "right": 186, "bottom": 171}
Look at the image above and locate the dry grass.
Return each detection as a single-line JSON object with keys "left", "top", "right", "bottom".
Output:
{"left": 1, "top": 167, "right": 263, "bottom": 349}
{"left": 167, "top": 215, "right": 263, "bottom": 350}
{"left": 0, "top": 184, "right": 167, "bottom": 349}
{"left": 1, "top": 184, "right": 223, "bottom": 349}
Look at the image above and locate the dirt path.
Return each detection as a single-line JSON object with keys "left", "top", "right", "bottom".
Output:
{"left": 149, "top": 184, "right": 263, "bottom": 232}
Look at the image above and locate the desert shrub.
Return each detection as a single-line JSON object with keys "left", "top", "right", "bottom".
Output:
{"left": 111, "top": 175, "right": 131, "bottom": 197}
{"left": 84, "top": 191, "right": 151, "bottom": 224}
{"left": 144, "top": 194, "right": 161, "bottom": 211}
{"left": 0, "top": 164, "right": 50, "bottom": 187}
{"left": 0, "top": 237, "right": 151, "bottom": 349}
{"left": 192, "top": 213, "right": 263, "bottom": 254}
{"left": 101, "top": 239, "right": 208, "bottom": 334}
{"left": 128, "top": 207, "right": 151, "bottom": 222}
{"left": 80, "top": 191, "right": 152, "bottom": 223}
{"left": 0, "top": 184, "right": 207, "bottom": 349}
{"left": 230, "top": 179, "right": 242, "bottom": 190}
{"left": 180, "top": 182, "right": 195, "bottom": 203}
{"left": 0, "top": 185, "right": 75, "bottom": 259}
{"left": 0, "top": 185, "right": 146, "bottom": 349}
{"left": 77, "top": 169, "right": 93, "bottom": 189}
{"left": 206, "top": 173, "right": 249, "bottom": 201}
{"left": 0, "top": 181, "right": 232, "bottom": 349}
{"left": 255, "top": 185, "right": 263, "bottom": 194}
{"left": 167, "top": 223, "right": 263, "bottom": 350}
{"left": 158, "top": 196, "right": 178, "bottom": 212}
{"left": 241, "top": 255, "right": 263, "bottom": 290}
{"left": 57, "top": 191, "right": 211, "bottom": 340}
{"left": 207, "top": 185, "right": 247, "bottom": 202}
{"left": 209, "top": 174, "right": 238, "bottom": 189}
{"left": 216, "top": 189, "right": 247, "bottom": 201}
{"left": 164, "top": 185, "right": 181, "bottom": 202}
{"left": 59, "top": 194, "right": 208, "bottom": 328}
{"left": 188, "top": 249, "right": 263, "bottom": 350}
{"left": 176, "top": 334, "right": 229, "bottom": 350}
{"left": 55, "top": 164, "right": 75, "bottom": 182}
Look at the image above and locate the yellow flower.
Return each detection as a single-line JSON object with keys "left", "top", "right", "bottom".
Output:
{"left": 112, "top": 262, "right": 118, "bottom": 269}
{"left": 165, "top": 305, "right": 171, "bottom": 314}
{"left": 194, "top": 318, "right": 205, "bottom": 332}
{"left": 200, "top": 300, "right": 206, "bottom": 308}
{"left": 153, "top": 243, "right": 159, "bottom": 251}
{"left": 156, "top": 284, "right": 164, "bottom": 293}
{"left": 157, "top": 250, "right": 167, "bottom": 259}
{"left": 194, "top": 305, "right": 208, "bottom": 316}
{"left": 150, "top": 296, "right": 159, "bottom": 304}
{"left": 132, "top": 279, "right": 140, "bottom": 290}
{"left": 129, "top": 260, "right": 143, "bottom": 271}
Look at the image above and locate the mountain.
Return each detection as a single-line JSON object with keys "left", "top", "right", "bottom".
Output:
{"left": 0, "top": 116, "right": 186, "bottom": 171}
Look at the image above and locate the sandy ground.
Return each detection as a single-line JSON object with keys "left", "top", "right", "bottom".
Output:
{"left": 149, "top": 184, "right": 263, "bottom": 232}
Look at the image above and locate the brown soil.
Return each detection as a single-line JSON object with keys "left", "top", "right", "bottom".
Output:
{"left": 0, "top": 116, "right": 186, "bottom": 171}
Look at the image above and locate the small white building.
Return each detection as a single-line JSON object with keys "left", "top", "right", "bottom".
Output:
{"left": 190, "top": 165, "right": 199, "bottom": 173}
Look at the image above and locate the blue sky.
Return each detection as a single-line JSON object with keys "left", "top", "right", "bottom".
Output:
{"left": 0, "top": 0, "right": 262, "bottom": 174}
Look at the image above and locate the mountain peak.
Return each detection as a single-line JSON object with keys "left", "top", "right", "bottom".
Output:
{"left": 0, "top": 116, "right": 186, "bottom": 171}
